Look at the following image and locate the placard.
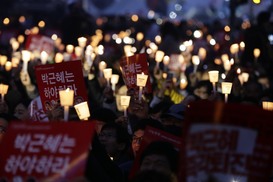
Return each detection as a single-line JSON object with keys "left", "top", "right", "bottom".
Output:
{"left": 35, "top": 60, "right": 88, "bottom": 113}
{"left": 0, "top": 121, "right": 96, "bottom": 181}
{"left": 120, "top": 53, "right": 152, "bottom": 94}
{"left": 179, "top": 101, "right": 273, "bottom": 182}
{"left": 25, "top": 34, "right": 55, "bottom": 55}
{"left": 129, "top": 126, "right": 182, "bottom": 178}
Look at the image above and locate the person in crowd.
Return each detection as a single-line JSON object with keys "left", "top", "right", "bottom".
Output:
{"left": 98, "top": 122, "right": 132, "bottom": 166}
{"left": 136, "top": 141, "right": 179, "bottom": 181}
{"left": 13, "top": 98, "right": 32, "bottom": 121}
{"left": 130, "top": 118, "right": 164, "bottom": 158}
{"left": 90, "top": 107, "right": 117, "bottom": 134}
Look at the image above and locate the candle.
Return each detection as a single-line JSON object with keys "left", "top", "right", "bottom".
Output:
{"left": 74, "top": 101, "right": 90, "bottom": 120}
{"left": 120, "top": 95, "right": 131, "bottom": 117}
{"left": 59, "top": 88, "right": 74, "bottom": 121}
{"left": 111, "top": 74, "right": 119, "bottom": 92}
{"left": 208, "top": 70, "right": 219, "bottom": 93}
{"left": 198, "top": 47, "right": 206, "bottom": 61}
{"left": 124, "top": 45, "right": 133, "bottom": 57}
{"left": 21, "top": 50, "right": 31, "bottom": 72}
{"left": 192, "top": 55, "right": 200, "bottom": 73}
{"left": 103, "top": 68, "right": 112, "bottom": 87}
{"left": 155, "top": 50, "right": 164, "bottom": 63}
{"left": 262, "top": 101, "right": 273, "bottom": 111}
{"left": 78, "top": 37, "right": 87, "bottom": 48}
{"left": 5, "top": 61, "right": 12, "bottom": 71}
{"left": 221, "top": 82, "right": 232, "bottom": 103}
{"left": 11, "top": 40, "right": 20, "bottom": 52}
{"left": 180, "top": 73, "right": 188, "bottom": 90}
{"left": 74, "top": 46, "right": 83, "bottom": 58}
{"left": 0, "top": 55, "right": 7, "bottom": 67}
{"left": 163, "top": 55, "right": 170, "bottom": 71}
{"left": 0, "top": 83, "right": 9, "bottom": 102}
{"left": 253, "top": 48, "right": 260, "bottom": 61}
{"left": 66, "top": 44, "right": 74, "bottom": 54}
{"left": 99, "top": 61, "right": 107, "bottom": 77}
{"left": 40, "top": 51, "right": 48, "bottom": 65}
{"left": 137, "top": 72, "right": 148, "bottom": 101}
{"left": 241, "top": 72, "right": 249, "bottom": 83}
{"left": 55, "top": 52, "right": 64, "bottom": 63}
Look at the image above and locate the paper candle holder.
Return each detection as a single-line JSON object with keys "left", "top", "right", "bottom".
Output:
{"left": 155, "top": 50, "right": 164, "bottom": 62}
{"left": 59, "top": 88, "right": 74, "bottom": 106}
{"left": 74, "top": 101, "right": 90, "bottom": 120}
{"left": 136, "top": 73, "right": 148, "bottom": 87}
{"left": 78, "top": 37, "right": 87, "bottom": 48}
{"left": 262, "top": 101, "right": 273, "bottom": 111}
{"left": 103, "top": 68, "right": 112, "bottom": 80}
{"left": 208, "top": 70, "right": 219, "bottom": 83}
{"left": 120, "top": 95, "right": 131, "bottom": 117}
{"left": 221, "top": 82, "right": 232, "bottom": 94}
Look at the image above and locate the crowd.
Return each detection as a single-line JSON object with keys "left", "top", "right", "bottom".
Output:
{"left": 0, "top": 1, "right": 273, "bottom": 181}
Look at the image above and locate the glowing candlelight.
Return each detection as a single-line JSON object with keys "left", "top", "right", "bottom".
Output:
{"left": 55, "top": 52, "right": 64, "bottom": 63}
{"left": 0, "top": 55, "right": 7, "bottom": 67}
{"left": 221, "top": 82, "right": 232, "bottom": 103}
{"left": 40, "top": 51, "right": 48, "bottom": 65}
{"left": 99, "top": 61, "right": 107, "bottom": 77}
{"left": 208, "top": 70, "right": 219, "bottom": 93}
{"left": 192, "top": 55, "right": 200, "bottom": 73}
{"left": 136, "top": 72, "right": 148, "bottom": 101}
{"left": 0, "top": 83, "right": 9, "bottom": 102}
{"left": 103, "top": 68, "right": 112, "bottom": 87}
{"left": 262, "top": 101, "right": 273, "bottom": 111}
{"left": 155, "top": 50, "right": 164, "bottom": 63}
{"left": 21, "top": 50, "right": 31, "bottom": 72}
{"left": 77, "top": 37, "right": 87, "bottom": 48}
{"left": 74, "top": 101, "right": 90, "bottom": 120}
{"left": 111, "top": 74, "right": 119, "bottom": 92}
{"left": 59, "top": 88, "right": 74, "bottom": 121}
{"left": 5, "top": 61, "right": 12, "bottom": 71}
{"left": 66, "top": 44, "right": 74, "bottom": 54}
{"left": 198, "top": 47, "right": 206, "bottom": 61}
{"left": 120, "top": 95, "right": 131, "bottom": 117}
{"left": 241, "top": 72, "right": 249, "bottom": 83}
{"left": 253, "top": 48, "right": 260, "bottom": 61}
{"left": 74, "top": 46, "right": 83, "bottom": 58}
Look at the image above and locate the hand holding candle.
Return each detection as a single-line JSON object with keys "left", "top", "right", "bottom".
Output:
{"left": 136, "top": 72, "right": 148, "bottom": 101}
{"left": 59, "top": 88, "right": 74, "bottom": 122}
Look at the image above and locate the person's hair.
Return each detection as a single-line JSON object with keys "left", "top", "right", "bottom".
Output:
{"left": 132, "top": 118, "right": 164, "bottom": 134}
{"left": 195, "top": 80, "right": 213, "bottom": 95}
{"left": 130, "top": 170, "right": 176, "bottom": 182}
{"left": 90, "top": 107, "right": 117, "bottom": 123}
{"left": 140, "top": 141, "right": 179, "bottom": 173}
{"left": 101, "top": 122, "right": 131, "bottom": 151}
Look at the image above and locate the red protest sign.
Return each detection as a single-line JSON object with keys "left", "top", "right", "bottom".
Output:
{"left": 25, "top": 34, "right": 55, "bottom": 55}
{"left": 129, "top": 126, "right": 182, "bottom": 178}
{"left": 179, "top": 101, "right": 273, "bottom": 182}
{"left": 120, "top": 53, "right": 152, "bottom": 94}
{"left": 35, "top": 60, "right": 88, "bottom": 113}
{"left": 0, "top": 121, "right": 96, "bottom": 181}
